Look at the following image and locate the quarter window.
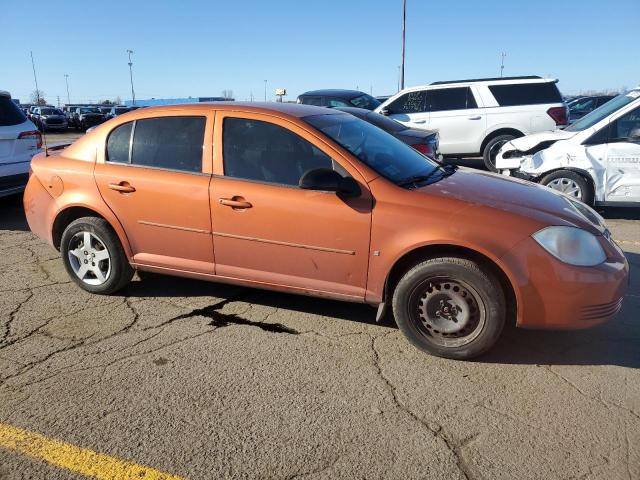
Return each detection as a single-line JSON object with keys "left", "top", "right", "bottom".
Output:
{"left": 386, "top": 91, "right": 427, "bottom": 114}
{"left": 427, "top": 87, "right": 477, "bottom": 111}
{"left": 131, "top": 116, "right": 205, "bottom": 172}
{"left": 106, "top": 122, "right": 133, "bottom": 164}
{"left": 223, "top": 118, "right": 334, "bottom": 186}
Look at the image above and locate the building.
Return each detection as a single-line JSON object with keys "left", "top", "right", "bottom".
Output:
{"left": 124, "top": 96, "right": 233, "bottom": 107}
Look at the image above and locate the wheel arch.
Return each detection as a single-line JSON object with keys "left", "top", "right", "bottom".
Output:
{"left": 383, "top": 243, "right": 518, "bottom": 326}
{"left": 480, "top": 128, "right": 525, "bottom": 154}
{"left": 52, "top": 204, "right": 132, "bottom": 258}
{"left": 536, "top": 167, "right": 597, "bottom": 202}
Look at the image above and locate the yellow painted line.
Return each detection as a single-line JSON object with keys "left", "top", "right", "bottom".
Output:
{"left": 0, "top": 422, "right": 185, "bottom": 480}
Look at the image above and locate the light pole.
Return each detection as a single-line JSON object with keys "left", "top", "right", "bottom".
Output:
{"left": 64, "top": 74, "right": 70, "bottom": 104}
{"left": 264, "top": 80, "right": 267, "bottom": 102}
{"left": 400, "top": 0, "right": 406, "bottom": 90}
{"left": 127, "top": 49, "right": 136, "bottom": 105}
{"left": 500, "top": 52, "right": 506, "bottom": 77}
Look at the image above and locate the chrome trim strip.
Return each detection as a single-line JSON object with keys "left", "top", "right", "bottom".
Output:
{"left": 212, "top": 231, "right": 355, "bottom": 255}
{"left": 138, "top": 220, "right": 210, "bottom": 234}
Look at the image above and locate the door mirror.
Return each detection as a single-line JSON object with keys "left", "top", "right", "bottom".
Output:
{"left": 628, "top": 127, "right": 640, "bottom": 141}
{"left": 380, "top": 108, "right": 390, "bottom": 116}
{"left": 299, "top": 168, "right": 361, "bottom": 197}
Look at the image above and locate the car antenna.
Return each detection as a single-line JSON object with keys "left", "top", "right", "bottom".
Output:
{"left": 30, "top": 51, "right": 49, "bottom": 156}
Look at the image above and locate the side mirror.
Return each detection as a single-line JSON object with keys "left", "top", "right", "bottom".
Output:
{"left": 380, "top": 108, "right": 390, "bottom": 116}
{"left": 299, "top": 168, "right": 361, "bottom": 198}
{"left": 629, "top": 127, "right": 640, "bottom": 141}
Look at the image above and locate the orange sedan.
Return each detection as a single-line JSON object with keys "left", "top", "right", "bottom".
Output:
{"left": 23, "top": 103, "right": 629, "bottom": 359}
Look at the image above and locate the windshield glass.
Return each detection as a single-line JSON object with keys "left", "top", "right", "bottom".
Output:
{"left": 304, "top": 113, "right": 439, "bottom": 184}
{"left": 566, "top": 91, "right": 639, "bottom": 131}
{"left": 350, "top": 94, "right": 381, "bottom": 110}
{"left": 80, "top": 107, "right": 100, "bottom": 114}
{"left": 40, "top": 108, "right": 61, "bottom": 115}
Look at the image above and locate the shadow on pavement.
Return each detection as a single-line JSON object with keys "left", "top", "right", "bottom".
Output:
{"left": 0, "top": 194, "right": 29, "bottom": 231}
{"left": 597, "top": 206, "right": 640, "bottom": 221}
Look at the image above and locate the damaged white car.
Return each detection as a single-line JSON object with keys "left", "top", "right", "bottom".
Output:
{"left": 496, "top": 88, "right": 640, "bottom": 206}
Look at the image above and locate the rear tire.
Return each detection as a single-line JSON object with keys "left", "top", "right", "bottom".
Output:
{"left": 392, "top": 257, "right": 506, "bottom": 360}
{"left": 60, "top": 216, "right": 133, "bottom": 294}
{"left": 482, "top": 134, "right": 517, "bottom": 172}
{"left": 539, "top": 170, "right": 594, "bottom": 205}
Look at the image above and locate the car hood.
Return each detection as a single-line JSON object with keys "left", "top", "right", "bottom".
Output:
{"left": 506, "top": 129, "right": 576, "bottom": 151}
{"left": 415, "top": 168, "right": 607, "bottom": 235}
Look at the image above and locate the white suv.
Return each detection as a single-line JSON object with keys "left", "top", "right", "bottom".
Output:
{"left": 375, "top": 76, "right": 568, "bottom": 170}
{"left": 0, "top": 91, "right": 42, "bottom": 198}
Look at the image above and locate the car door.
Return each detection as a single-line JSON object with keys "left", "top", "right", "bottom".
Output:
{"left": 93, "top": 111, "right": 216, "bottom": 273}
{"left": 209, "top": 111, "right": 373, "bottom": 300}
{"left": 603, "top": 105, "right": 640, "bottom": 203}
{"left": 385, "top": 90, "right": 429, "bottom": 128}
{"left": 424, "top": 86, "right": 486, "bottom": 155}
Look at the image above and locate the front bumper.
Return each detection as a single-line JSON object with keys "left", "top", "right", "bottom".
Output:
{"left": 502, "top": 236, "right": 629, "bottom": 329}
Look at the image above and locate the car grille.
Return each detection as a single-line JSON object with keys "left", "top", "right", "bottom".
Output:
{"left": 46, "top": 118, "right": 63, "bottom": 125}
{"left": 580, "top": 298, "right": 623, "bottom": 321}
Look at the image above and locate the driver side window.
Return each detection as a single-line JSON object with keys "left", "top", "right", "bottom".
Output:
{"left": 222, "top": 118, "right": 336, "bottom": 187}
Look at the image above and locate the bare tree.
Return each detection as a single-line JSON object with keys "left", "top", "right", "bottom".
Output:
{"left": 221, "top": 89, "right": 234, "bottom": 100}
{"left": 29, "top": 89, "right": 47, "bottom": 105}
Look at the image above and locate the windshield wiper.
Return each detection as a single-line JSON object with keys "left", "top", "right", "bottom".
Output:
{"left": 397, "top": 168, "right": 444, "bottom": 188}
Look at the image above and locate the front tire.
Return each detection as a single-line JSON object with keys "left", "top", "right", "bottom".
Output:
{"left": 482, "top": 134, "right": 517, "bottom": 172}
{"left": 392, "top": 257, "right": 506, "bottom": 360}
{"left": 539, "top": 170, "right": 594, "bottom": 205}
{"left": 60, "top": 217, "right": 133, "bottom": 294}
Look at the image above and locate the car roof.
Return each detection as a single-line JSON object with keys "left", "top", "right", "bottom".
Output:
{"left": 299, "top": 89, "right": 365, "bottom": 99}
{"left": 0, "top": 90, "right": 11, "bottom": 98}
{"left": 401, "top": 76, "right": 557, "bottom": 92}
{"left": 121, "top": 101, "right": 339, "bottom": 119}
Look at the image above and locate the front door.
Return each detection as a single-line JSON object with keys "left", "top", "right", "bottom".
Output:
{"left": 209, "top": 112, "right": 372, "bottom": 300}
{"left": 94, "top": 112, "right": 215, "bottom": 273}
{"left": 604, "top": 106, "right": 640, "bottom": 203}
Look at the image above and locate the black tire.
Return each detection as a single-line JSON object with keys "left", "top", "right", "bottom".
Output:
{"left": 539, "top": 170, "right": 594, "bottom": 205}
{"left": 60, "top": 216, "right": 133, "bottom": 294}
{"left": 392, "top": 257, "right": 506, "bottom": 360}
{"left": 482, "top": 134, "right": 517, "bottom": 172}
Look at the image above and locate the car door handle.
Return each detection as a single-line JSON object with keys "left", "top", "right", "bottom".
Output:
{"left": 218, "top": 197, "right": 252, "bottom": 209}
{"left": 468, "top": 116, "right": 482, "bottom": 120}
{"left": 108, "top": 182, "right": 136, "bottom": 193}
{"left": 414, "top": 120, "right": 427, "bottom": 124}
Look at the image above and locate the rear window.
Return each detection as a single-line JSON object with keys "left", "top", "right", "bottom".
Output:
{"left": 427, "top": 87, "right": 477, "bottom": 111}
{"left": 0, "top": 97, "right": 27, "bottom": 127}
{"left": 489, "top": 82, "right": 562, "bottom": 106}
{"left": 131, "top": 116, "right": 206, "bottom": 172}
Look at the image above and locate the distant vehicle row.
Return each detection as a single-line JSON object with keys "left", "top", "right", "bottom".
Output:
{"left": 22, "top": 104, "right": 140, "bottom": 132}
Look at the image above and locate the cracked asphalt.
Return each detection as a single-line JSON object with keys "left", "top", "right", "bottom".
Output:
{"left": 0, "top": 194, "right": 639, "bottom": 480}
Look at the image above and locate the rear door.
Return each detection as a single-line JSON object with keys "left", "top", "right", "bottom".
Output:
{"left": 604, "top": 105, "right": 640, "bottom": 203}
{"left": 424, "top": 86, "right": 485, "bottom": 155}
{"left": 94, "top": 111, "right": 215, "bottom": 273}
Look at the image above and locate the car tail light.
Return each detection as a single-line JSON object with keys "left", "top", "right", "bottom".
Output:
{"left": 411, "top": 142, "right": 435, "bottom": 158}
{"left": 547, "top": 106, "right": 568, "bottom": 126}
{"left": 18, "top": 130, "right": 43, "bottom": 148}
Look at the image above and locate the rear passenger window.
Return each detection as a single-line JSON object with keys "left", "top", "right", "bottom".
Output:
{"left": 131, "top": 116, "right": 205, "bottom": 172}
{"left": 386, "top": 91, "right": 426, "bottom": 114}
{"left": 106, "top": 122, "right": 132, "bottom": 163}
{"left": 223, "top": 118, "right": 333, "bottom": 186}
{"left": 489, "top": 83, "right": 562, "bottom": 106}
{"left": 427, "top": 87, "right": 477, "bottom": 111}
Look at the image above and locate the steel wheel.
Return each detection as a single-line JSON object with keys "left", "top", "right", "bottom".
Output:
{"left": 412, "top": 276, "right": 486, "bottom": 348}
{"left": 546, "top": 177, "right": 583, "bottom": 198}
{"left": 67, "top": 231, "right": 111, "bottom": 285}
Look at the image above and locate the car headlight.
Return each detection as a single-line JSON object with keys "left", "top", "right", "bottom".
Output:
{"left": 532, "top": 226, "right": 606, "bottom": 266}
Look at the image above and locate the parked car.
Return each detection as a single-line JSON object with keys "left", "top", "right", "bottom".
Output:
{"left": 31, "top": 106, "right": 68, "bottom": 132}
{"left": 336, "top": 106, "right": 439, "bottom": 158}
{"left": 0, "top": 90, "right": 41, "bottom": 197}
{"left": 567, "top": 95, "right": 615, "bottom": 123}
{"left": 105, "top": 106, "right": 138, "bottom": 120}
{"left": 69, "top": 106, "right": 106, "bottom": 131}
{"left": 495, "top": 88, "right": 640, "bottom": 206}
{"left": 297, "top": 89, "right": 381, "bottom": 110}
{"left": 375, "top": 76, "right": 568, "bottom": 171}
{"left": 23, "top": 103, "right": 628, "bottom": 360}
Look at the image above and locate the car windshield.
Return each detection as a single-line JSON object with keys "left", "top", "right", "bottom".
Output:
{"left": 80, "top": 107, "right": 100, "bottom": 114}
{"left": 349, "top": 94, "right": 381, "bottom": 110}
{"left": 566, "top": 91, "right": 640, "bottom": 131}
{"left": 40, "top": 108, "right": 61, "bottom": 115}
{"left": 304, "top": 113, "right": 439, "bottom": 184}
{"left": 364, "top": 112, "right": 407, "bottom": 132}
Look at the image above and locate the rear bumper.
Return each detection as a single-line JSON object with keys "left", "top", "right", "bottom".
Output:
{"left": 502, "top": 236, "right": 629, "bottom": 329}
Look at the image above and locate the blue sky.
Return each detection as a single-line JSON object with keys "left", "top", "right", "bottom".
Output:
{"left": 2, "top": 0, "right": 639, "bottom": 104}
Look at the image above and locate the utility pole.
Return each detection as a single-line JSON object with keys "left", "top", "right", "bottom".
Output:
{"left": 264, "top": 80, "right": 267, "bottom": 102}
{"left": 30, "top": 51, "right": 41, "bottom": 104}
{"left": 64, "top": 74, "right": 70, "bottom": 104}
{"left": 400, "top": 0, "right": 406, "bottom": 90}
{"left": 57, "top": 96, "right": 60, "bottom": 107}
{"left": 127, "top": 49, "right": 136, "bottom": 105}
{"left": 500, "top": 52, "right": 506, "bottom": 77}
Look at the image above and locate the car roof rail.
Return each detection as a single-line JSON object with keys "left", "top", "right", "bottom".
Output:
{"left": 430, "top": 75, "right": 543, "bottom": 85}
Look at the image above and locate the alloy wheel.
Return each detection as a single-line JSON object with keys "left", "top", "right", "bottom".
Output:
{"left": 67, "top": 231, "right": 111, "bottom": 285}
